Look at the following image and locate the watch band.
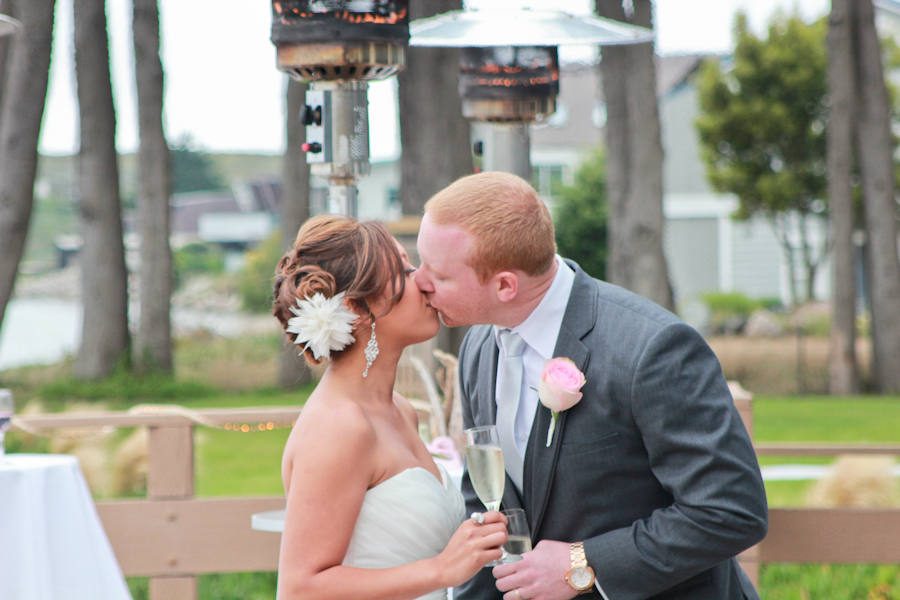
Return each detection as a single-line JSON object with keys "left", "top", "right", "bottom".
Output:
{"left": 570, "top": 542, "right": 594, "bottom": 594}
{"left": 571, "top": 542, "right": 588, "bottom": 568}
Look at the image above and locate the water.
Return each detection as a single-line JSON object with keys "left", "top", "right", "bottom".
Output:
{"left": 0, "top": 298, "right": 82, "bottom": 370}
{"left": 0, "top": 297, "right": 278, "bottom": 371}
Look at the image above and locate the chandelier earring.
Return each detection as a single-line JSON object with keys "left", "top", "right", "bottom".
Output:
{"left": 362, "top": 322, "right": 379, "bottom": 378}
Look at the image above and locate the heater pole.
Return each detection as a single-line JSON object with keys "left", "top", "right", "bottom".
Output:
{"left": 303, "top": 80, "right": 370, "bottom": 218}
{"left": 481, "top": 122, "right": 532, "bottom": 181}
{"left": 327, "top": 179, "right": 360, "bottom": 218}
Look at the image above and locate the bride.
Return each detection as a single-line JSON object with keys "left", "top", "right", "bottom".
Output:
{"left": 271, "top": 214, "right": 507, "bottom": 600}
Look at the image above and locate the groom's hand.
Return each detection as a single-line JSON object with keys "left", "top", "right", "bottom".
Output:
{"left": 492, "top": 540, "right": 578, "bottom": 600}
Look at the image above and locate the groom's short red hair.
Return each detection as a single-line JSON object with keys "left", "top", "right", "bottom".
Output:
{"left": 424, "top": 172, "right": 556, "bottom": 283}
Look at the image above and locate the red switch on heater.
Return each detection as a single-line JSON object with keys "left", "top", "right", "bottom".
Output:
{"left": 302, "top": 142, "right": 322, "bottom": 153}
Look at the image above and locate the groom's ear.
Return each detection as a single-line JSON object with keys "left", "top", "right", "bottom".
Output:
{"left": 494, "top": 271, "right": 519, "bottom": 303}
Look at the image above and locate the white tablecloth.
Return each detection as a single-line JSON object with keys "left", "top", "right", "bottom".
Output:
{"left": 0, "top": 454, "right": 132, "bottom": 600}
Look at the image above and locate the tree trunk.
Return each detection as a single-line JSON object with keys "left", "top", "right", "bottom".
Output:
{"left": 595, "top": 0, "right": 674, "bottom": 312}
{"left": 853, "top": 0, "right": 900, "bottom": 393}
{"left": 771, "top": 215, "right": 800, "bottom": 307}
{"left": 826, "top": 0, "right": 860, "bottom": 395}
{"left": 278, "top": 76, "right": 313, "bottom": 387}
{"left": 400, "top": 0, "right": 474, "bottom": 356}
{"left": 73, "top": 0, "right": 130, "bottom": 379}
{"left": 0, "top": 0, "right": 55, "bottom": 335}
{"left": 398, "top": 0, "right": 472, "bottom": 217}
{"left": 132, "top": 0, "right": 172, "bottom": 373}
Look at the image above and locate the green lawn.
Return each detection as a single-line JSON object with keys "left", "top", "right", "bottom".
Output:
{"left": 754, "top": 396, "right": 900, "bottom": 442}
{"left": 154, "top": 387, "right": 313, "bottom": 498}
{"left": 750, "top": 396, "right": 900, "bottom": 600}
{"left": 753, "top": 396, "right": 900, "bottom": 507}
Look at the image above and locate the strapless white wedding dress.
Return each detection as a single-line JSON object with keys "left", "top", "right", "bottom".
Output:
{"left": 343, "top": 465, "right": 466, "bottom": 600}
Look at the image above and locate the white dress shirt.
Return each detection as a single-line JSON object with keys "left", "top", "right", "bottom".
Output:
{"left": 494, "top": 256, "right": 575, "bottom": 458}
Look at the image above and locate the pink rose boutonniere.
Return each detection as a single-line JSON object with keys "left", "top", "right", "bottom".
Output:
{"left": 537, "top": 357, "right": 586, "bottom": 447}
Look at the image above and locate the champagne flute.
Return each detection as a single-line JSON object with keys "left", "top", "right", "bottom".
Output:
{"left": 464, "top": 425, "right": 506, "bottom": 566}
{"left": 500, "top": 508, "right": 531, "bottom": 563}
{"left": 0, "top": 389, "right": 13, "bottom": 463}
{"left": 465, "top": 425, "right": 505, "bottom": 511}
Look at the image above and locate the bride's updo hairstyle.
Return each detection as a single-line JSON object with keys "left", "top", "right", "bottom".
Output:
{"left": 272, "top": 214, "right": 406, "bottom": 365}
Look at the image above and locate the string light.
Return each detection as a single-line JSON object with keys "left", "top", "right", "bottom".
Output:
{"left": 10, "top": 404, "right": 299, "bottom": 439}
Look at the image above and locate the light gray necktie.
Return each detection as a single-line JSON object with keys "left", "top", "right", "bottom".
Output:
{"left": 497, "top": 330, "right": 526, "bottom": 493}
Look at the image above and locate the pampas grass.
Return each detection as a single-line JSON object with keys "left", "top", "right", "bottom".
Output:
{"left": 109, "top": 427, "right": 148, "bottom": 497}
{"left": 806, "top": 455, "right": 900, "bottom": 508}
{"left": 47, "top": 402, "right": 112, "bottom": 495}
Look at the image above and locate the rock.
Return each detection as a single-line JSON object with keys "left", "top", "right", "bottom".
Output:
{"left": 744, "top": 310, "right": 784, "bottom": 338}
{"left": 719, "top": 315, "right": 747, "bottom": 336}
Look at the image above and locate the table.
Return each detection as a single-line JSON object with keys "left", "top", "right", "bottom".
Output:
{"left": 251, "top": 509, "right": 287, "bottom": 533}
{"left": 0, "top": 454, "right": 132, "bottom": 600}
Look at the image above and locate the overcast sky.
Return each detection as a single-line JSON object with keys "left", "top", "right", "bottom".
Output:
{"left": 37, "top": 0, "right": 830, "bottom": 158}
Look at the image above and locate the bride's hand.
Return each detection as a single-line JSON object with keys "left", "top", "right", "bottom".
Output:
{"left": 435, "top": 511, "right": 508, "bottom": 587}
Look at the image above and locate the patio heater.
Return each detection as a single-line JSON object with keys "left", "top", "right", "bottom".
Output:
{"left": 410, "top": 8, "right": 653, "bottom": 180}
{"left": 270, "top": 0, "right": 409, "bottom": 217}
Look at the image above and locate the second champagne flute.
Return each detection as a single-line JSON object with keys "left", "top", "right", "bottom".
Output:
{"left": 500, "top": 508, "right": 531, "bottom": 563}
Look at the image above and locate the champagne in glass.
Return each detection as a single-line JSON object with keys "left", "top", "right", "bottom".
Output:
{"left": 500, "top": 508, "right": 532, "bottom": 563}
{"left": 0, "top": 389, "right": 14, "bottom": 462}
{"left": 465, "top": 426, "right": 505, "bottom": 511}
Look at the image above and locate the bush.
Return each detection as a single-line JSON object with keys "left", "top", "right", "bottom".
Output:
{"left": 553, "top": 147, "right": 607, "bottom": 281}
{"left": 174, "top": 242, "right": 225, "bottom": 288}
{"left": 701, "top": 291, "right": 761, "bottom": 316}
{"left": 701, "top": 291, "right": 765, "bottom": 334}
{"left": 237, "top": 233, "right": 284, "bottom": 314}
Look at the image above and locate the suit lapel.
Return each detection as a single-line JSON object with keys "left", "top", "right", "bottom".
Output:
{"left": 523, "top": 265, "right": 596, "bottom": 537}
{"left": 477, "top": 331, "right": 499, "bottom": 426}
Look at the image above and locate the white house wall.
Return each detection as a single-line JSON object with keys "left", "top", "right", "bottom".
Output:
{"left": 665, "top": 217, "right": 720, "bottom": 305}
{"left": 660, "top": 82, "right": 714, "bottom": 196}
{"left": 731, "top": 217, "right": 785, "bottom": 302}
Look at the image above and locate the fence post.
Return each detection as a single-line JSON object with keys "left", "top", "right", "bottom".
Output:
{"left": 148, "top": 424, "right": 196, "bottom": 600}
{"left": 729, "top": 381, "right": 760, "bottom": 588}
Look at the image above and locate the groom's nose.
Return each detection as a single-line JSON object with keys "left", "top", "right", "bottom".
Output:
{"left": 414, "top": 267, "right": 434, "bottom": 293}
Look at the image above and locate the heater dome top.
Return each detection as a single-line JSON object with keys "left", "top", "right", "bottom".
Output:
{"left": 0, "top": 14, "right": 20, "bottom": 38}
{"left": 409, "top": 8, "right": 653, "bottom": 48}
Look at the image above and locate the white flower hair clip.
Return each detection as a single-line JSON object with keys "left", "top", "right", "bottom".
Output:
{"left": 286, "top": 291, "right": 357, "bottom": 361}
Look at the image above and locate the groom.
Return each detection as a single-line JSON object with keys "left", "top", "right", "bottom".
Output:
{"left": 415, "top": 172, "right": 768, "bottom": 600}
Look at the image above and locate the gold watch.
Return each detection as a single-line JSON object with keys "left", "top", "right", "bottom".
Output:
{"left": 564, "top": 542, "right": 595, "bottom": 594}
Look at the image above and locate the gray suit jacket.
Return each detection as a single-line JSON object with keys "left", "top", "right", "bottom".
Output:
{"left": 455, "top": 262, "right": 768, "bottom": 600}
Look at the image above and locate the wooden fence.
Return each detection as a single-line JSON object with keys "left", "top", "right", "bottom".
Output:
{"left": 13, "top": 399, "right": 900, "bottom": 600}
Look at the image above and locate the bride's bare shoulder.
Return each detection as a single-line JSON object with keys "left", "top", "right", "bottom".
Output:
{"left": 287, "top": 393, "right": 376, "bottom": 455}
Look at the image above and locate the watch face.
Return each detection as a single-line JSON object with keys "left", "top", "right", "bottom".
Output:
{"left": 570, "top": 566, "right": 593, "bottom": 589}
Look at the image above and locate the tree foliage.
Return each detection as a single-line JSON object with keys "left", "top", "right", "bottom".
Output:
{"left": 170, "top": 135, "right": 224, "bottom": 193}
{"left": 696, "top": 13, "right": 829, "bottom": 303}
{"left": 698, "top": 13, "right": 829, "bottom": 219}
{"left": 553, "top": 148, "right": 608, "bottom": 281}
{"left": 237, "top": 232, "right": 283, "bottom": 314}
